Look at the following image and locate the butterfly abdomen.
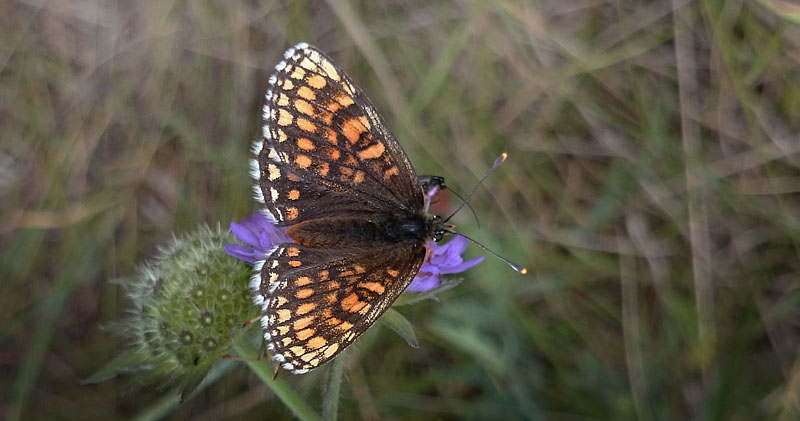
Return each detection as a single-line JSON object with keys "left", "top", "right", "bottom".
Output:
{"left": 285, "top": 213, "right": 433, "bottom": 248}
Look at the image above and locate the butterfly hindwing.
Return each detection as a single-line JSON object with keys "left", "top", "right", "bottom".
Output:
{"left": 254, "top": 243, "right": 426, "bottom": 373}
{"left": 254, "top": 43, "right": 423, "bottom": 225}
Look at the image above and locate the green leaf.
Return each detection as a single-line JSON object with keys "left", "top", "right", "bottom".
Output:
{"left": 234, "top": 339, "right": 321, "bottom": 421}
{"left": 322, "top": 349, "right": 346, "bottom": 421}
{"left": 379, "top": 308, "right": 419, "bottom": 349}
{"left": 394, "top": 277, "right": 463, "bottom": 307}
{"left": 83, "top": 349, "right": 151, "bottom": 384}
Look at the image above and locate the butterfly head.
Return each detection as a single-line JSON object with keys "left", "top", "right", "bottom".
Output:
{"left": 429, "top": 214, "right": 452, "bottom": 243}
{"left": 419, "top": 175, "right": 446, "bottom": 193}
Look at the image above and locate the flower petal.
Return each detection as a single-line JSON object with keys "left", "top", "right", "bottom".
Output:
{"left": 444, "top": 235, "right": 469, "bottom": 255}
{"left": 230, "top": 221, "right": 260, "bottom": 247}
{"left": 429, "top": 240, "right": 464, "bottom": 267}
{"left": 440, "top": 255, "right": 484, "bottom": 274}
{"left": 223, "top": 244, "right": 258, "bottom": 264}
{"left": 406, "top": 273, "right": 441, "bottom": 292}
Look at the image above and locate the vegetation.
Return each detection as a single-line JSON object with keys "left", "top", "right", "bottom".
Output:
{"left": 3, "top": 0, "right": 800, "bottom": 419}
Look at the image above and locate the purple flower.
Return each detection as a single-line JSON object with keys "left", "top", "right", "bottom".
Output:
{"left": 226, "top": 183, "right": 483, "bottom": 292}
{"left": 223, "top": 212, "right": 290, "bottom": 264}
{"left": 405, "top": 236, "right": 484, "bottom": 292}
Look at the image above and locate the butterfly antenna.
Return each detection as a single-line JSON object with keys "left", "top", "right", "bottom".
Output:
{"left": 445, "top": 230, "right": 527, "bottom": 274}
{"left": 441, "top": 186, "right": 480, "bottom": 228}
{"left": 443, "top": 153, "right": 507, "bottom": 224}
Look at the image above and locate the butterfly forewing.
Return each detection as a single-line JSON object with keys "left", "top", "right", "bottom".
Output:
{"left": 254, "top": 43, "right": 422, "bottom": 225}
{"left": 255, "top": 243, "right": 425, "bottom": 373}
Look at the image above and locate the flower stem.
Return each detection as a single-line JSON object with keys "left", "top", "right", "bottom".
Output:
{"left": 322, "top": 350, "right": 347, "bottom": 421}
{"left": 233, "top": 339, "right": 320, "bottom": 421}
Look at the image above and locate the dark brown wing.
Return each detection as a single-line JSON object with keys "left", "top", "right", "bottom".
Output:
{"left": 252, "top": 242, "right": 426, "bottom": 373}
{"left": 252, "top": 43, "right": 423, "bottom": 226}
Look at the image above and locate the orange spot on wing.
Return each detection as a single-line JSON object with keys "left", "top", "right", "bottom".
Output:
{"left": 277, "top": 109, "right": 293, "bottom": 126}
{"left": 323, "top": 128, "right": 338, "bottom": 145}
{"left": 352, "top": 301, "right": 368, "bottom": 313}
{"left": 384, "top": 167, "right": 399, "bottom": 180}
{"left": 358, "top": 115, "right": 371, "bottom": 130}
{"left": 297, "top": 138, "right": 315, "bottom": 150}
{"left": 268, "top": 164, "right": 281, "bottom": 180}
{"left": 301, "top": 352, "right": 319, "bottom": 363}
{"left": 324, "top": 100, "right": 341, "bottom": 117}
{"left": 319, "top": 110, "right": 334, "bottom": 125}
{"left": 288, "top": 189, "right": 300, "bottom": 200}
{"left": 323, "top": 343, "right": 339, "bottom": 358}
{"left": 290, "top": 67, "right": 306, "bottom": 79}
{"left": 359, "top": 282, "right": 385, "bottom": 294}
{"left": 321, "top": 60, "right": 340, "bottom": 80}
{"left": 295, "top": 154, "right": 312, "bottom": 168}
{"left": 308, "top": 336, "right": 326, "bottom": 349}
{"left": 277, "top": 309, "right": 291, "bottom": 322}
{"left": 353, "top": 171, "right": 365, "bottom": 184}
{"left": 336, "top": 94, "right": 355, "bottom": 107}
{"left": 324, "top": 292, "right": 338, "bottom": 304}
{"left": 358, "top": 143, "right": 385, "bottom": 160}
{"left": 293, "top": 316, "right": 314, "bottom": 331}
{"left": 317, "top": 161, "right": 330, "bottom": 176}
{"left": 288, "top": 260, "right": 302, "bottom": 267}
{"left": 386, "top": 268, "right": 399, "bottom": 277}
{"left": 277, "top": 129, "right": 288, "bottom": 142}
{"left": 296, "top": 117, "right": 316, "bottom": 133}
{"left": 299, "top": 58, "right": 317, "bottom": 71}
{"left": 277, "top": 93, "right": 290, "bottom": 106}
{"left": 343, "top": 155, "right": 358, "bottom": 166}
{"left": 342, "top": 118, "right": 366, "bottom": 143}
{"left": 297, "top": 328, "right": 315, "bottom": 340}
{"left": 295, "top": 288, "right": 313, "bottom": 299}
{"left": 297, "top": 302, "right": 316, "bottom": 315}
{"left": 286, "top": 207, "right": 299, "bottom": 220}
{"left": 307, "top": 75, "right": 326, "bottom": 89}
{"left": 287, "top": 247, "right": 300, "bottom": 257}
{"left": 297, "top": 85, "right": 316, "bottom": 100}
{"left": 295, "top": 99, "right": 314, "bottom": 115}
{"left": 325, "top": 147, "right": 340, "bottom": 161}
{"left": 296, "top": 276, "right": 312, "bottom": 286}
{"left": 341, "top": 293, "right": 359, "bottom": 310}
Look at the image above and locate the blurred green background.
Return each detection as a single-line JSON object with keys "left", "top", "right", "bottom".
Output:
{"left": 3, "top": 0, "right": 800, "bottom": 419}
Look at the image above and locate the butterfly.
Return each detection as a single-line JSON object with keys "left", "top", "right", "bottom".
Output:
{"left": 250, "top": 43, "right": 454, "bottom": 374}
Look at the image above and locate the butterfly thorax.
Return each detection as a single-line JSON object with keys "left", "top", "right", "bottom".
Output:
{"left": 285, "top": 212, "right": 440, "bottom": 248}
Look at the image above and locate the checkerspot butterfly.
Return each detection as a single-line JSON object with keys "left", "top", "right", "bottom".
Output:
{"left": 250, "top": 43, "right": 518, "bottom": 374}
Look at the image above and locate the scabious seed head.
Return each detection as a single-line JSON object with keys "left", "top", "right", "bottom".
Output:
{"left": 96, "top": 225, "right": 258, "bottom": 395}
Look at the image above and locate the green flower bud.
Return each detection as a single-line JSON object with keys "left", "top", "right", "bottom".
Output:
{"left": 89, "top": 225, "right": 258, "bottom": 397}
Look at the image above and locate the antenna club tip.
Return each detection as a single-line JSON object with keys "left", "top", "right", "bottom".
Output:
{"left": 520, "top": 267, "right": 527, "bottom": 275}
{"left": 491, "top": 153, "right": 507, "bottom": 169}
